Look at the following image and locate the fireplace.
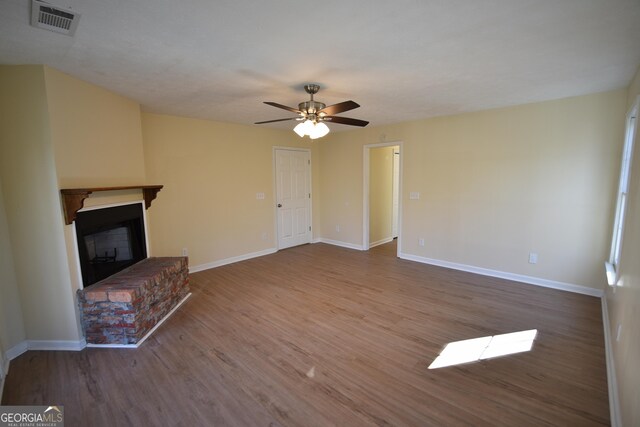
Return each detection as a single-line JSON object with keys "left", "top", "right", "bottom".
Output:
{"left": 75, "top": 203, "right": 147, "bottom": 288}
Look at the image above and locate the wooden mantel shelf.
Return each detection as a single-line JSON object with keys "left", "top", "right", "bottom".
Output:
{"left": 60, "top": 185, "right": 163, "bottom": 225}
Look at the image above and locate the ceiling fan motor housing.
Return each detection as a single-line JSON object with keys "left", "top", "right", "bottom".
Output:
{"left": 298, "top": 101, "right": 326, "bottom": 116}
{"left": 301, "top": 84, "right": 325, "bottom": 120}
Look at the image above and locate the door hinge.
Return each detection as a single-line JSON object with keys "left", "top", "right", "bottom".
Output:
{"left": 309, "top": 226, "right": 311, "bottom": 231}
{"left": 308, "top": 159, "right": 310, "bottom": 165}
{"left": 308, "top": 193, "right": 311, "bottom": 198}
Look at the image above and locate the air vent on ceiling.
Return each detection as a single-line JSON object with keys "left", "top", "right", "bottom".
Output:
{"left": 30, "top": 0, "right": 80, "bottom": 36}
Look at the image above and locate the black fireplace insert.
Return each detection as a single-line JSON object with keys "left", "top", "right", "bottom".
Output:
{"left": 74, "top": 203, "right": 147, "bottom": 288}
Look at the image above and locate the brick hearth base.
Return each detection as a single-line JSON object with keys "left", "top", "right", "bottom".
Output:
{"left": 77, "top": 257, "right": 190, "bottom": 345}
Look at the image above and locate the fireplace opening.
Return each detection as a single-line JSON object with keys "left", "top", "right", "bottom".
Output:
{"left": 75, "top": 203, "right": 147, "bottom": 288}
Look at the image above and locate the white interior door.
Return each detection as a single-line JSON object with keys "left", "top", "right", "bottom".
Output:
{"left": 275, "top": 149, "right": 311, "bottom": 249}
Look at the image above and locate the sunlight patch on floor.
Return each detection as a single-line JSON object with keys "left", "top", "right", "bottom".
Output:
{"left": 428, "top": 329, "right": 538, "bottom": 369}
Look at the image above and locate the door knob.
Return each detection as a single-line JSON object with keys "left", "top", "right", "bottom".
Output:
{"left": 277, "top": 203, "right": 282, "bottom": 208}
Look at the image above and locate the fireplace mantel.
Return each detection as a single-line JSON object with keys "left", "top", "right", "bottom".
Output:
{"left": 60, "top": 185, "right": 163, "bottom": 225}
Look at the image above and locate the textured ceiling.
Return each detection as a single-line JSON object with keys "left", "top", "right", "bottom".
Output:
{"left": 1, "top": 0, "right": 639, "bottom": 131}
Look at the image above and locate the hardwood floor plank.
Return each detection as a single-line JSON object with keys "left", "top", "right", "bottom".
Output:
{"left": 2, "top": 241, "right": 609, "bottom": 426}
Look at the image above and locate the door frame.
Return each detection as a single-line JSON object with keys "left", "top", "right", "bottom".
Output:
{"left": 273, "top": 146, "right": 313, "bottom": 250}
{"left": 363, "top": 141, "right": 403, "bottom": 255}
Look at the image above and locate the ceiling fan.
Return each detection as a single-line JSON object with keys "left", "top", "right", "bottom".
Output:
{"left": 254, "top": 84, "right": 369, "bottom": 139}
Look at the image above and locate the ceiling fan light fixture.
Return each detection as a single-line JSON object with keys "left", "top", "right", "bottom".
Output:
{"left": 293, "top": 121, "right": 307, "bottom": 137}
{"left": 294, "top": 119, "right": 329, "bottom": 139}
{"left": 310, "top": 122, "right": 330, "bottom": 139}
{"left": 302, "top": 119, "right": 316, "bottom": 135}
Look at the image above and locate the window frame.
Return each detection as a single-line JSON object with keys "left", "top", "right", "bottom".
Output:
{"left": 606, "top": 97, "right": 639, "bottom": 286}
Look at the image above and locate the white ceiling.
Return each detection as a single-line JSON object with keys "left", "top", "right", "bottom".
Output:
{"left": 1, "top": 0, "right": 639, "bottom": 131}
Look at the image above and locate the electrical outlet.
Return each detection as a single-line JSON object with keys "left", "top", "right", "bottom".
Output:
{"left": 419, "top": 238, "right": 425, "bottom": 247}
{"left": 409, "top": 192, "right": 420, "bottom": 200}
{"left": 528, "top": 252, "right": 538, "bottom": 264}
{"left": 256, "top": 192, "right": 265, "bottom": 200}
{"left": 182, "top": 247, "right": 188, "bottom": 256}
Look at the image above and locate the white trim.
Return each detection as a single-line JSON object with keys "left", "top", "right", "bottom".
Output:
{"left": 142, "top": 202, "right": 151, "bottom": 256}
{"left": 1, "top": 355, "right": 8, "bottom": 378}
{"left": 605, "top": 261, "right": 617, "bottom": 286}
{"left": 607, "top": 95, "right": 639, "bottom": 285}
{"left": 601, "top": 296, "right": 621, "bottom": 427}
{"left": 6, "top": 341, "right": 28, "bottom": 360}
{"left": 363, "top": 146, "right": 370, "bottom": 249}
{"left": 313, "top": 238, "right": 365, "bottom": 251}
{"left": 0, "top": 357, "right": 7, "bottom": 402}
{"left": 189, "top": 248, "right": 277, "bottom": 273}
{"left": 70, "top": 223, "right": 84, "bottom": 288}
{"left": 87, "top": 293, "right": 191, "bottom": 349}
{"left": 363, "top": 141, "right": 403, "bottom": 256}
{"left": 398, "top": 252, "right": 603, "bottom": 297}
{"left": 369, "top": 237, "right": 394, "bottom": 248}
{"left": 26, "top": 339, "right": 87, "bottom": 352}
{"left": 5, "top": 338, "right": 85, "bottom": 362}
{"left": 0, "top": 348, "right": 8, "bottom": 401}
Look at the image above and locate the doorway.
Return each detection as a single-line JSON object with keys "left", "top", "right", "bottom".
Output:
{"left": 274, "top": 148, "right": 312, "bottom": 250}
{"left": 363, "top": 142, "right": 402, "bottom": 254}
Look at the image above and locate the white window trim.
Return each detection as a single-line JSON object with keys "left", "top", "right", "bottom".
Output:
{"left": 606, "top": 96, "right": 639, "bottom": 286}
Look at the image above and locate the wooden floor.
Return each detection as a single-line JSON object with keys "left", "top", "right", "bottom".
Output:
{"left": 2, "top": 241, "right": 609, "bottom": 426}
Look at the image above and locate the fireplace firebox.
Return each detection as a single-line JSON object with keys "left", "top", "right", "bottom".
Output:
{"left": 75, "top": 203, "right": 147, "bottom": 288}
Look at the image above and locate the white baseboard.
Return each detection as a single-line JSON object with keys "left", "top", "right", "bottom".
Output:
{"left": 0, "top": 359, "right": 9, "bottom": 402}
{"left": 86, "top": 292, "right": 191, "bottom": 349}
{"left": 5, "top": 341, "right": 28, "bottom": 361}
{"left": 398, "top": 252, "right": 603, "bottom": 297}
{"left": 26, "top": 339, "right": 87, "bottom": 352}
{"left": 5, "top": 338, "right": 86, "bottom": 363}
{"left": 1, "top": 356, "right": 8, "bottom": 378}
{"left": 601, "top": 296, "right": 621, "bottom": 427}
{"left": 0, "top": 353, "right": 8, "bottom": 402}
{"left": 370, "top": 237, "right": 394, "bottom": 248}
{"left": 312, "top": 238, "right": 365, "bottom": 251}
{"left": 189, "top": 248, "right": 277, "bottom": 274}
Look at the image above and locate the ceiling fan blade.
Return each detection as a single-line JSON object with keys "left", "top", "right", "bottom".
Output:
{"left": 318, "top": 100, "right": 360, "bottom": 116}
{"left": 254, "top": 117, "right": 300, "bottom": 124}
{"left": 324, "top": 116, "right": 369, "bottom": 127}
{"left": 264, "top": 101, "right": 302, "bottom": 114}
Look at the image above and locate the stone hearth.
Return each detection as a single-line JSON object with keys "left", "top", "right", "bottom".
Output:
{"left": 77, "top": 257, "right": 190, "bottom": 345}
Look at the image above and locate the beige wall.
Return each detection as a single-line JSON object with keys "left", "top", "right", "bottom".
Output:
{"left": 0, "top": 175, "right": 26, "bottom": 353}
{"left": 605, "top": 66, "right": 640, "bottom": 427}
{"left": 318, "top": 134, "right": 364, "bottom": 245}
{"left": 141, "top": 113, "right": 321, "bottom": 268}
{"left": 369, "top": 146, "right": 395, "bottom": 245}
{"left": 43, "top": 67, "right": 148, "bottom": 305}
{"left": 319, "top": 90, "right": 626, "bottom": 289}
{"left": 0, "top": 65, "right": 80, "bottom": 342}
{"left": 44, "top": 67, "right": 146, "bottom": 189}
